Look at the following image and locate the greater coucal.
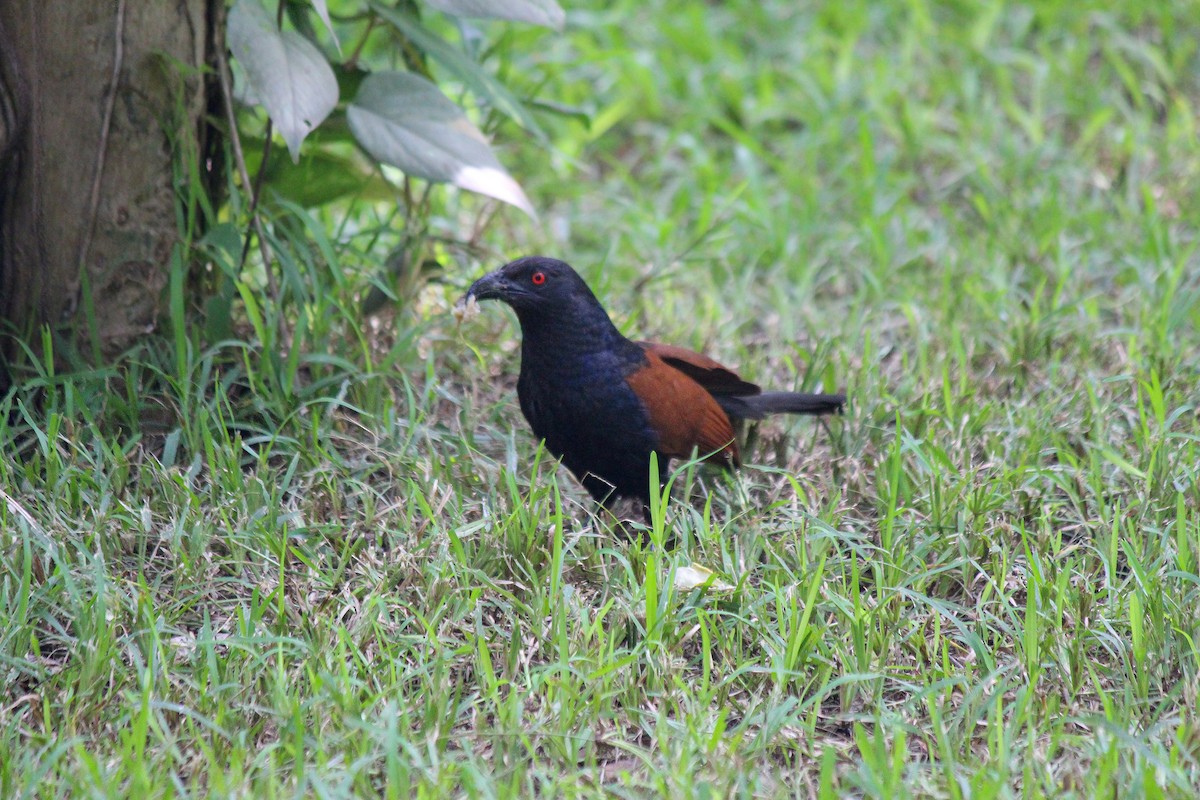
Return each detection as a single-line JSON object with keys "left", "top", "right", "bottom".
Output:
{"left": 461, "top": 256, "right": 845, "bottom": 507}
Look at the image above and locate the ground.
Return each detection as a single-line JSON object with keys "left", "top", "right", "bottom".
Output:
{"left": 2, "top": 0, "right": 1200, "bottom": 796}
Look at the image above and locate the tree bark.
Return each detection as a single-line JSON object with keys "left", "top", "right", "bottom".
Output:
{"left": 0, "top": 0, "right": 220, "bottom": 361}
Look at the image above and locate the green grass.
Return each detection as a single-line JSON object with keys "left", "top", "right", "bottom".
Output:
{"left": 4, "top": 0, "right": 1200, "bottom": 796}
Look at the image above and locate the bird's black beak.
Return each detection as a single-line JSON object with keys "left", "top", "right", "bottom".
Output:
{"left": 463, "top": 270, "right": 508, "bottom": 303}
{"left": 454, "top": 269, "right": 511, "bottom": 322}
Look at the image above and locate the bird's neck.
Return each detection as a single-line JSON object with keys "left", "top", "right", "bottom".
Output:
{"left": 516, "top": 306, "right": 641, "bottom": 377}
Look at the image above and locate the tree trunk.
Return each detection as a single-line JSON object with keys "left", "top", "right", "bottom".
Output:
{"left": 0, "top": 0, "right": 221, "bottom": 362}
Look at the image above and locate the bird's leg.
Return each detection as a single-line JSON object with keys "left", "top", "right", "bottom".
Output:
{"left": 593, "top": 502, "right": 626, "bottom": 538}
{"left": 591, "top": 495, "right": 648, "bottom": 541}
{"left": 742, "top": 420, "right": 760, "bottom": 463}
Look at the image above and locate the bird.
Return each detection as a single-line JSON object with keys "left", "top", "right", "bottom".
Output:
{"left": 460, "top": 256, "right": 845, "bottom": 508}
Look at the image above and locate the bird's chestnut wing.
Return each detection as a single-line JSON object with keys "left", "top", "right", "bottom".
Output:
{"left": 624, "top": 348, "right": 739, "bottom": 466}
{"left": 636, "top": 341, "right": 760, "bottom": 396}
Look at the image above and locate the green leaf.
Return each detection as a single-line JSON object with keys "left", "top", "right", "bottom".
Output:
{"left": 425, "top": 0, "right": 565, "bottom": 30}
{"left": 243, "top": 134, "right": 395, "bottom": 207}
{"left": 228, "top": 0, "right": 338, "bottom": 161}
{"left": 370, "top": 3, "right": 546, "bottom": 141}
{"left": 347, "top": 71, "right": 536, "bottom": 217}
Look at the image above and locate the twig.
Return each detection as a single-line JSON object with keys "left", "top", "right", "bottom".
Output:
{"left": 0, "top": 486, "right": 55, "bottom": 550}
{"left": 346, "top": 16, "right": 378, "bottom": 70}
{"left": 215, "top": 40, "right": 276, "bottom": 294}
{"left": 1, "top": 486, "right": 39, "bottom": 531}
{"left": 76, "top": 0, "right": 126, "bottom": 284}
{"left": 240, "top": 118, "right": 276, "bottom": 286}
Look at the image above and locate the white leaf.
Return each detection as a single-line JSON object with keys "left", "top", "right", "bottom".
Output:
{"left": 228, "top": 0, "right": 338, "bottom": 161}
{"left": 309, "top": 0, "right": 340, "bottom": 50}
{"left": 347, "top": 71, "right": 536, "bottom": 218}
{"left": 673, "top": 564, "right": 734, "bottom": 593}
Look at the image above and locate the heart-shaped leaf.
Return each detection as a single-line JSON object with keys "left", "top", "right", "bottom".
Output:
{"left": 242, "top": 135, "right": 395, "bottom": 207}
{"left": 347, "top": 71, "right": 536, "bottom": 218}
{"left": 371, "top": 3, "right": 545, "bottom": 141}
{"left": 228, "top": 0, "right": 338, "bottom": 161}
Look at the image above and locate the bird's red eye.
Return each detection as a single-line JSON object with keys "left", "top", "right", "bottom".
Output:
{"left": 531, "top": 271, "right": 546, "bottom": 286}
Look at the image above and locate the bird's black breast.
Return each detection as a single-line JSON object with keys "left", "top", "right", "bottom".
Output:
{"left": 516, "top": 346, "right": 662, "bottom": 503}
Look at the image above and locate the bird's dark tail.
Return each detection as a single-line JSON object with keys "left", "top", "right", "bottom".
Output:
{"left": 716, "top": 391, "right": 845, "bottom": 420}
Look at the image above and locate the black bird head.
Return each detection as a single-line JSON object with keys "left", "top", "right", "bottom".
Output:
{"left": 461, "top": 255, "right": 630, "bottom": 357}
{"left": 464, "top": 256, "right": 598, "bottom": 317}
